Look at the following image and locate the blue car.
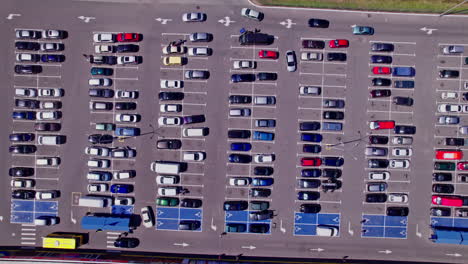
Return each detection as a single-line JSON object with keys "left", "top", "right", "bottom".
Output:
{"left": 110, "top": 184, "right": 133, "bottom": 193}
{"left": 353, "top": 26, "right": 374, "bottom": 35}
{"left": 230, "top": 142, "right": 251, "bottom": 151}
{"left": 41, "top": 54, "right": 65, "bottom": 63}
{"left": 252, "top": 177, "right": 274, "bottom": 186}
{"left": 323, "top": 157, "right": 344, "bottom": 167}
{"left": 301, "top": 133, "right": 322, "bottom": 142}
{"left": 9, "top": 133, "right": 34, "bottom": 142}
{"left": 223, "top": 201, "right": 248, "bottom": 211}
{"left": 253, "top": 131, "right": 274, "bottom": 141}
{"left": 302, "top": 169, "right": 321, "bottom": 177}
{"left": 231, "top": 74, "right": 256, "bottom": 83}
{"left": 115, "top": 127, "right": 140, "bottom": 137}
{"left": 12, "top": 111, "right": 35, "bottom": 120}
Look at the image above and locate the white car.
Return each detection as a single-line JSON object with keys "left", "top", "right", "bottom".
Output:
{"left": 113, "top": 170, "right": 135, "bottom": 179}
{"left": 183, "top": 151, "right": 206, "bottom": 161}
{"left": 36, "top": 111, "right": 60, "bottom": 120}
{"left": 158, "top": 187, "right": 179, "bottom": 196}
{"left": 392, "top": 148, "right": 412, "bottom": 157}
{"left": 116, "top": 90, "right": 138, "bottom": 99}
{"left": 93, "top": 33, "right": 115, "bottom": 43}
{"left": 240, "top": 8, "right": 264, "bottom": 21}
{"left": 158, "top": 116, "right": 183, "bottom": 126}
{"left": 299, "top": 86, "right": 321, "bottom": 95}
{"left": 441, "top": 92, "right": 458, "bottom": 100}
{"left": 301, "top": 52, "right": 323, "bottom": 61}
{"left": 160, "top": 80, "right": 183, "bottom": 89}
{"left": 111, "top": 148, "right": 136, "bottom": 158}
{"left": 40, "top": 43, "right": 64, "bottom": 52}
{"left": 87, "top": 159, "right": 110, "bottom": 168}
{"left": 233, "top": 60, "right": 256, "bottom": 69}
{"left": 116, "top": 114, "right": 140, "bottom": 123}
{"left": 115, "top": 197, "right": 135, "bottom": 205}
{"left": 15, "top": 88, "right": 37, "bottom": 97}
{"left": 11, "top": 179, "right": 34, "bottom": 188}
{"left": 316, "top": 226, "right": 339, "bottom": 237}
{"left": 85, "top": 146, "right": 110, "bottom": 157}
{"left": 463, "top": 105, "right": 468, "bottom": 113}
{"left": 460, "top": 126, "right": 468, "bottom": 135}
{"left": 188, "top": 47, "right": 212, "bottom": 56}
{"left": 438, "top": 104, "right": 461, "bottom": 113}
{"left": 182, "top": 12, "right": 206, "bottom": 22}
{"left": 156, "top": 175, "right": 179, "bottom": 185}
{"left": 392, "top": 136, "right": 413, "bottom": 145}
{"left": 141, "top": 206, "right": 155, "bottom": 228}
{"left": 368, "top": 171, "right": 390, "bottom": 180}
{"left": 16, "top": 30, "right": 40, "bottom": 39}
{"left": 95, "top": 45, "right": 114, "bottom": 53}
{"left": 35, "top": 190, "right": 59, "bottom": 200}
{"left": 229, "top": 108, "right": 251, "bottom": 117}
{"left": 39, "top": 88, "right": 64, "bottom": 97}
{"left": 42, "top": 30, "right": 65, "bottom": 39}
{"left": 117, "top": 56, "right": 138, "bottom": 65}
{"left": 229, "top": 177, "right": 251, "bottom": 186}
{"left": 254, "top": 154, "right": 275, "bottom": 163}
{"left": 160, "top": 104, "right": 182, "bottom": 113}
{"left": 16, "top": 53, "right": 39, "bottom": 62}
{"left": 87, "top": 183, "right": 108, "bottom": 193}
{"left": 388, "top": 193, "right": 408, "bottom": 203}
{"left": 36, "top": 157, "right": 60, "bottom": 166}
{"left": 389, "top": 159, "right": 410, "bottom": 168}
{"left": 39, "top": 101, "right": 61, "bottom": 109}
{"left": 89, "top": 78, "right": 112, "bottom": 87}
{"left": 162, "top": 45, "right": 187, "bottom": 55}
{"left": 285, "top": 50, "right": 297, "bottom": 72}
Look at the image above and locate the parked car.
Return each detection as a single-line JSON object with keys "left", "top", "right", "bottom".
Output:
{"left": 285, "top": 50, "right": 297, "bottom": 72}
{"left": 241, "top": 8, "right": 264, "bottom": 21}
{"left": 353, "top": 26, "right": 374, "bottom": 35}
{"left": 141, "top": 206, "right": 154, "bottom": 228}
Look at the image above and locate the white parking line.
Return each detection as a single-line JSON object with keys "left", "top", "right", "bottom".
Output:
{"left": 230, "top": 46, "right": 278, "bottom": 50}
{"left": 113, "top": 77, "right": 139, "bottom": 81}
{"left": 14, "top": 75, "right": 61, "bottom": 78}
{"left": 300, "top": 72, "right": 346, "bottom": 77}
{"left": 369, "top": 40, "right": 416, "bottom": 45}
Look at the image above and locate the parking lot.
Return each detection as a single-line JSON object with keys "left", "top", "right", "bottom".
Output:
{"left": 3, "top": 1, "right": 468, "bottom": 263}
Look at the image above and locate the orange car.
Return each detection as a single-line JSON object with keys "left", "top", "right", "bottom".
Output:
{"left": 435, "top": 150, "right": 463, "bottom": 160}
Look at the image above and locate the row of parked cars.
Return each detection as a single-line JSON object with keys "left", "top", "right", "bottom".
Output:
{"left": 365, "top": 43, "right": 414, "bottom": 217}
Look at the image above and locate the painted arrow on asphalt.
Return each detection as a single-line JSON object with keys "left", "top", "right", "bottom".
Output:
{"left": 241, "top": 245, "right": 256, "bottom": 250}
{"left": 174, "top": 242, "right": 189, "bottom": 247}
{"left": 78, "top": 16, "right": 95, "bottom": 23}
{"left": 6, "top": 14, "right": 21, "bottom": 20}
{"left": 279, "top": 19, "right": 296, "bottom": 29}
{"left": 420, "top": 27, "right": 437, "bottom": 35}
{"left": 309, "top": 248, "right": 324, "bottom": 252}
{"left": 378, "top": 250, "right": 392, "bottom": 254}
{"left": 218, "top": 16, "right": 234, "bottom": 26}
{"left": 155, "top": 17, "right": 172, "bottom": 25}
{"left": 446, "top": 253, "right": 462, "bottom": 257}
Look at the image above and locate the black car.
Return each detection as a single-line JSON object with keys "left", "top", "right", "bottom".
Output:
{"left": 223, "top": 201, "right": 248, "bottom": 211}
{"left": 34, "top": 123, "right": 61, "bottom": 131}
{"left": 321, "top": 179, "right": 342, "bottom": 192}
{"left": 323, "top": 157, "right": 344, "bottom": 166}
{"left": 372, "top": 78, "right": 391, "bottom": 86}
{"left": 368, "top": 159, "right": 389, "bottom": 168}
{"left": 298, "top": 179, "right": 321, "bottom": 188}
{"left": 302, "top": 40, "right": 325, "bottom": 49}
{"left": 393, "top": 97, "right": 414, "bottom": 106}
{"left": 14, "top": 65, "right": 42, "bottom": 74}
{"left": 254, "top": 166, "right": 274, "bottom": 176}
{"left": 116, "top": 44, "right": 139, "bottom": 53}
{"left": 41, "top": 54, "right": 65, "bottom": 63}
{"left": 302, "top": 169, "right": 321, "bottom": 177}
{"left": 308, "top": 18, "right": 329, "bottom": 28}
{"left": 231, "top": 74, "right": 256, "bottom": 83}
{"left": 181, "top": 198, "right": 202, "bottom": 208}
{"left": 432, "top": 184, "right": 455, "bottom": 194}
{"left": 15, "top": 99, "right": 39, "bottom": 109}
{"left": 229, "top": 154, "right": 252, "bottom": 163}
{"left": 370, "top": 89, "right": 391, "bottom": 98}
{"left": 323, "top": 111, "right": 344, "bottom": 120}
{"left": 179, "top": 220, "right": 200, "bottom": 231}
{"left": 303, "top": 144, "right": 321, "bottom": 153}
{"left": 229, "top": 95, "right": 252, "bottom": 104}
{"left": 115, "top": 102, "right": 137, "bottom": 110}
{"left": 327, "top": 53, "right": 346, "bottom": 61}
{"left": 88, "top": 134, "right": 114, "bottom": 144}
{"left": 439, "top": 70, "right": 459, "bottom": 78}
{"left": 394, "top": 80, "right": 414, "bottom": 89}
{"left": 300, "top": 204, "right": 321, "bottom": 213}
{"left": 249, "top": 224, "right": 270, "bottom": 233}
{"left": 394, "top": 125, "right": 416, "bottom": 135}
{"left": 250, "top": 188, "right": 271, "bottom": 197}
{"left": 157, "top": 139, "right": 182, "bottom": 149}
{"left": 445, "top": 138, "right": 464, "bottom": 146}
{"left": 228, "top": 130, "right": 250, "bottom": 139}
{"left": 386, "top": 207, "right": 409, "bottom": 216}
{"left": 257, "top": 72, "right": 277, "bottom": 81}
{"left": 9, "top": 167, "right": 34, "bottom": 177}
{"left": 371, "top": 43, "right": 394, "bottom": 52}
{"left": 369, "top": 135, "right": 389, "bottom": 145}
{"left": 15, "top": 41, "right": 40, "bottom": 51}
{"left": 463, "top": 93, "right": 468, "bottom": 101}
{"left": 89, "top": 89, "right": 114, "bottom": 98}
{"left": 370, "top": 55, "right": 392, "bottom": 64}
{"left": 322, "top": 169, "right": 341, "bottom": 178}
{"left": 114, "top": 237, "right": 139, "bottom": 248}
{"left": 430, "top": 207, "right": 451, "bottom": 217}
{"left": 300, "top": 122, "right": 320, "bottom": 131}
{"left": 183, "top": 115, "right": 205, "bottom": 124}
{"left": 366, "top": 193, "right": 387, "bottom": 203}
{"left": 9, "top": 133, "right": 34, "bottom": 142}
{"left": 9, "top": 145, "right": 37, "bottom": 154}
{"left": 12, "top": 190, "right": 36, "bottom": 200}
{"left": 159, "top": 92, "right": 184, "bottom": 101}
{"left": 297, "top": 191, "right": 320, "bottom": 201}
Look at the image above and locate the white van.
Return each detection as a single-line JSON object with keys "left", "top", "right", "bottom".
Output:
{"left": 158, "top": 187, "right": 180, "bottom": 196}
{"left": 36, "top": 157, "right": 60, "bottom": 166}
{"left": 113, "top": 170, "right": 135, "bottom": 179}
{"left": 37, "top": 135, "right": 64, "bottom": 145}
{"left": 34, "top": 216, "right": 58, "bottom": 226}
{"left": 183, "top": 127, "right": 209, "bottom": 137}
{"left": 442, "top": 45, "right": 464, "bottom": 55}
{"left": 78, "top": 196, "right": 113, "bottom": 208}
{"left": 150, "top": 161, "right": 181, "bottom": 175}
{"left": 368, "top": 171, "right": 390, "bottom": 180}
{"left": 316, "top": 225, "right": 339, "bottom": 237}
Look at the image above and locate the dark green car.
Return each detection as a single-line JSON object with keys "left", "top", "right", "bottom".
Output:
{"left": 225, "top": 223, "right": 247, "bottom": 233}
{"left": 91, "top": 67, "right": 113, "bottom": 76}
{"left": 250, "top": 201, "right": 269, "bottom": 211}
{"left": 434, "top": 162, "right": 456, "bottom": 171}
{"left": 157, "top": 197, "right": 179, "bottom": 207}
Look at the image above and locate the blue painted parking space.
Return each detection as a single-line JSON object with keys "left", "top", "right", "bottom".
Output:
{"left": 224, "top": 211, "right": 272, "bottom": 234}
{"left": 454, "top": 218, "right": 468, "bottom": 228}
{"left": 361, "top": 214, "right": 408, "bottom": 239}
{"left": 157, "top": 207, "right": 179, "bottom": 219}
{"left": 156, "top": 219, "right": 179, "bottom": 230}
{"left": 155, "top": 206, "right": 203, "bottom": 231}
{"left": 430, "top": 217, "right": 468, "bottom": 228}
{"left": 10, "top": 200, "right": 58, "bottom": 224}
{"left": 180, "top": 208, "right": 202, "bottom": 220}
{"left": 293, "top": 212, "right": 340, "bottom": 236}
{"left": 111, "top": 205, "right": 133, "bottom": 215}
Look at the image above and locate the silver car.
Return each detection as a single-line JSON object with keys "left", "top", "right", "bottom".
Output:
{"left": 438, "top": 115, "right": 459, "bottom": 125}
{"left": 285, "top": 50, "right": 297, "bottom": 72}
{"left": 182, "top": 12, "right": 206, "bottom": 22}
{"left": 189, "top": 32, "right": 212, "bottom": 42}
{"left": 392, "top": 136, "right": 413, "bottom": 145}
{"left": 365, "top": 147, "right": 387, "bottom": 156}
{"left": 241, "top": 8, "right": 264, "bottom": 21}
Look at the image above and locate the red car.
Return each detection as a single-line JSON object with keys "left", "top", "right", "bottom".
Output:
{"left": 301, "top": 157, "right": 322, "bottom": 166}
{"left": 369, "top": 120, "right": 395, "bottom": 130}
{"left": 258, "top": 50, "right": 279, "bottom": 59}
{"left": 117, "top": 33, "right": 141, "bottom": 42}
{"left": 329, "top": 39, "right": 349, "bottom": 48}
{"left": 432, "top": 195, "right": 463, "bottom": 207}
{"left": 457, "top": 162, "right": 468, "bottom": 170}
{"left": 372, "top": 67, "right": 391, "bottom": 75}
{"left": 435, "top": 150, "right": 463, "bottom": 160}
